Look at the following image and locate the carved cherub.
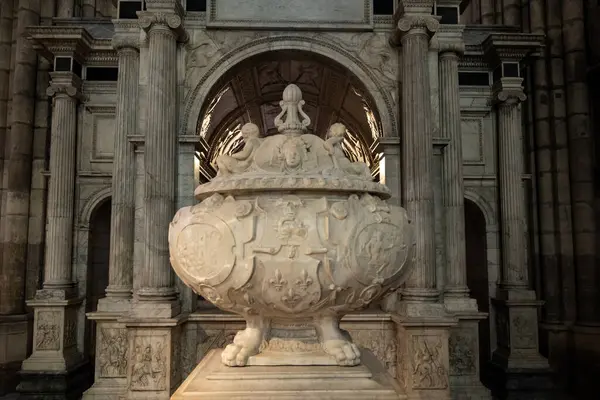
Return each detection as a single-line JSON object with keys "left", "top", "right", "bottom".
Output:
{"left": 216, "top": 123, "right": 262, "bottom": 176}
{"left": 273, "top": 136, "right": 309, "bottom": 172}
{"left": 324, "top": 123, "right": 371, "bottom": 178}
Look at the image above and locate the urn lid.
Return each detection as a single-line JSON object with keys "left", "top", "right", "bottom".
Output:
{"left": 195, "top": 84, "right": 391, "bottom": 200}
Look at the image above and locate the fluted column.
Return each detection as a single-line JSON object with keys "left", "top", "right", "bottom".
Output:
{"left": 82, "top": 0, "right": 96, "bottom": 17}
{"left": 56, "top": 0, "right": 74, "bottom": 18}
{"left": 396, "top": 13, "right": 440, "bottom": 301}
{"left": 438, "top": 28, "right": 469, "bottom": 298}
{"left": 43, "top": 72, "right": 83, "bottom": 289}
{"left": 495, "top": 79, "right": 529, "bottom": 289}
{"left": 136, "top": 7, "right": 186, "bottom": 307}
{"left": 102, "top": 34, "right": 139, "bottom": 307}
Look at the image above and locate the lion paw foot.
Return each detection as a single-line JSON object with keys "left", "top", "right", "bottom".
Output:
{"left": 322, "top": 339, "right": 361, "bottom": 366}
{"left": 221, "top": 328, "right": 263, "bottom": 367}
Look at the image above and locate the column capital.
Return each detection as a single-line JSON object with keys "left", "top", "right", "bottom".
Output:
{"left": 138, "top": 10, "right": 188, "bottom": 43}
{"left": 46, "top": 71, "right": 86, "bottom": 101}
{"left": 396, "top": 14, "right": 440, "bottom": 38}
{"left": 493, "top": 77, "right": 527, "bottom": 105}
{"left": 112, "top": 35, "right": 141, "bottom": 53}
{"left": 113, "top": 20, "right": 141, "bottom": 52}
{"left": 435, "top": 25, "right": 465, "bottom": 55}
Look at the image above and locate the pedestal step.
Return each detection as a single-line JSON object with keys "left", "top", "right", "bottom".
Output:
{"left": 172, "top": 349, "right": 405, "bottom": 400}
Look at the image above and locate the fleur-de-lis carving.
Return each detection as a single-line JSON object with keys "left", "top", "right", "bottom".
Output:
{"left": 269, "top": 269, "right": 287, "bottom": 291}
{"left": 295, "top": 269, "right": 313, "bottom": 291}
{"left": 281, "top": 288, "right": 302, "bottom": 308}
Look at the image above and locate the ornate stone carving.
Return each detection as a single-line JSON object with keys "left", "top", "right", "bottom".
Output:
{"left": 412, "top": 335, "right": 448, "bottom": 389}
{"left": 449, "top": 329, "right": 476, "bottom": 376}
{"left": 350, "top": 328, "right": 397, "bottom": 377}
{"left": 397, "top": 15, "right": 439, "bottom": 36}
{"left": 512, "top": 312, "right": 536, "bottom": 349}
{"left": 130, "top": 336, "right": 168, "bottom": 391}
{"left": 35, "top": 311, "right": 60, "bottom": 351}
{"left": 170, "top": 85, "right": 415, "bottom": 368}
{"left": 98, "top": 328, "right": 128, "bottom": 378}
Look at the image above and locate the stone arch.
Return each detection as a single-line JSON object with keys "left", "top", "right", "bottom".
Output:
{"left": 181, "top": 35, "right": 398, "bottom": 140}
{"left": 464, "top": 188, "right": 496, "bottom": 228}
{"left": 78, "top": 187, "right": 112, "bottom": 229}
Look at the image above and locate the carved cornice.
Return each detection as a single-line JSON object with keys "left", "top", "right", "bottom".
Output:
{"left": 482, "top": 33, "right": 545, "bottom": 66}
{"left": 27, "top": 26, "right": 94, "bottom": 61}
{"left": 492, "top": 78, "right": 527, "bottom": 105}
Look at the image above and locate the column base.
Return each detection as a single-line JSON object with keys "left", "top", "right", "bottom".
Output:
{"left": 172, "top": 348, "right": 403, "bottom": 399}
{"left": 393, "top": 301, "right": 457, "bottom": 400}
{"left": 443, "top": 298, "right": 491, "bottom": 400}
{"left": 0, "top": 314, "right": 31, "bottom": 395}
{"left": 17, "top": 359, "right": 92, "bottom": 400}
{"left": 130, "top": 297, "right": 181, "bottom": 319}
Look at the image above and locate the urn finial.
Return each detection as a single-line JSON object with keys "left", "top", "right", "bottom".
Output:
{"left": 274, "top": 84, "right": 311, "bottom": 135}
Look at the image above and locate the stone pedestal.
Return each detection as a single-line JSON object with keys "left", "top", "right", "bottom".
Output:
{"left": 81, "top": 315, "right": 128, "bottom": 400}
{"left": 446, "top": 309, "right": 491, "bottom": 400}
{"left": 18, "top": 297, "right": 92, "bottom": 400}
{"left": 487, "top": 289, "right": 553, "bottom": 399}
{"left": 393, "top": 303, "right": 457, "bottom": 400}
{"left": 172, "top": 349, "right": 403, "bottom": 400}
{"left": 124, "top": 317, "right": 183, "bottom": 400}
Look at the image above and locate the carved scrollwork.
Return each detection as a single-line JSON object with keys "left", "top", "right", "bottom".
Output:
{"left": 138, "top": 11, "right": 187, "bottom": 42}
{"left": 495, "top": 89, "right": 527, "bottom": 105}
{"left": 112, "top": 35, "right": 140, "bottom": 52}
{"left": 46, "top": 84, "right": 85, "bottom": 101}
{"left": 397, "top": 15, "right": 439, "bottom": 37}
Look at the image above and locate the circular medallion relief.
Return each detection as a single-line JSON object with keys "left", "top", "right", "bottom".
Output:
{"left": 175, "top": 221, "right": 236, "bottom": 286}
{"left": 350, "top": 222, "right": 409, "bottom": 285}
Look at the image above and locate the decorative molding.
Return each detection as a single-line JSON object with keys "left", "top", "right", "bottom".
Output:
{"left": 460, "top": 116, "right": 484, "bottom": 165}
{"left": 205, "top": 0, "right": 373, "bottom": 30}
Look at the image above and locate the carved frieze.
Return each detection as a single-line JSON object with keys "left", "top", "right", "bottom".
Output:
{"left": 98, "top": 328, "right": 128, "bottom": 378}
{"left": 350, "top": 328, "right": 397, "bottom": 377}
{"left": 35, "top": 311, "right": 61, "bottom": 351}
{"left": 449, "top": 329, "right": 476, "bottom": 376}
{"left": 130, "top": 335, "right": 168, "bottom": 391}
{"left": 411, "top": 335, "right": 448, "bottom": 389}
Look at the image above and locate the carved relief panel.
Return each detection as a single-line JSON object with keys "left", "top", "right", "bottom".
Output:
{"left": 35, "top": 310, "right": 61, "bottom": 351}
{"left": 129, "top": 331, "right": 169, "bottom": 392}
{"left": 449, "top": 327, "right": 477, "bottom": 376}
{"left": 98, "top": 327, "right": 128, "bottom": 378}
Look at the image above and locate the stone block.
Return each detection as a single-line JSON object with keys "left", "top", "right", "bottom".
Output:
{"left": 172, "top": 348, "right": 403, "bottom": 399}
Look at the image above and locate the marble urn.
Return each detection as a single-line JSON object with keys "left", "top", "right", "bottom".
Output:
{"left": 169, "top": 84, "right": 415, "bottom": 368}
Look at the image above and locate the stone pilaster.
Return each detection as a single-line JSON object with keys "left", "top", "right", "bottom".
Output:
{"left": 56, "top": 0, "right": 75, "bottom": 18}
{"left": 131, "top": 0, "right": 186, "bottom": 318}
{"left": 83, "top": 24, "right": 140, "bottom": 400}
{"left": 122, "top": 3, "right": 187, "bottom": 400}
{"left": 19, "top": 73, "right": 90, "bottom": 400}
{"left": 392, "top": 3, "right": 456, "bottom": 399}
{"left": 394, "top": 4, "right": 440, "bottom": 303}
{"left": 99, "top": 26, "right": 139, "bottom": 312}
{"left": 437, "top": 24, "right": 491, "bottom": 399}
{"left": 486, "top": 77, "right": 552, "bottom": 398}
{"left": 82, "top": 0, "right": 96, "bottom": 17}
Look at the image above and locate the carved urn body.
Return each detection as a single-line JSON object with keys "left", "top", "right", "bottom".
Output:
{"left": 169, "top": 84, "right": 415, "bottom": 367}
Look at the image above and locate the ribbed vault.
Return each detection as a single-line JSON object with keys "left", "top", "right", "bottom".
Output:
{"left": 195, "top": 50, "right": 384, "bottom": 180}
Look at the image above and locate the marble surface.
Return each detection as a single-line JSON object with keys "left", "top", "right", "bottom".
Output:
{"left": 169, "top": 85, "right": 415, "bottom": 368}
{"left": 171, "top": 348, "right": 404, "bottom": 400}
